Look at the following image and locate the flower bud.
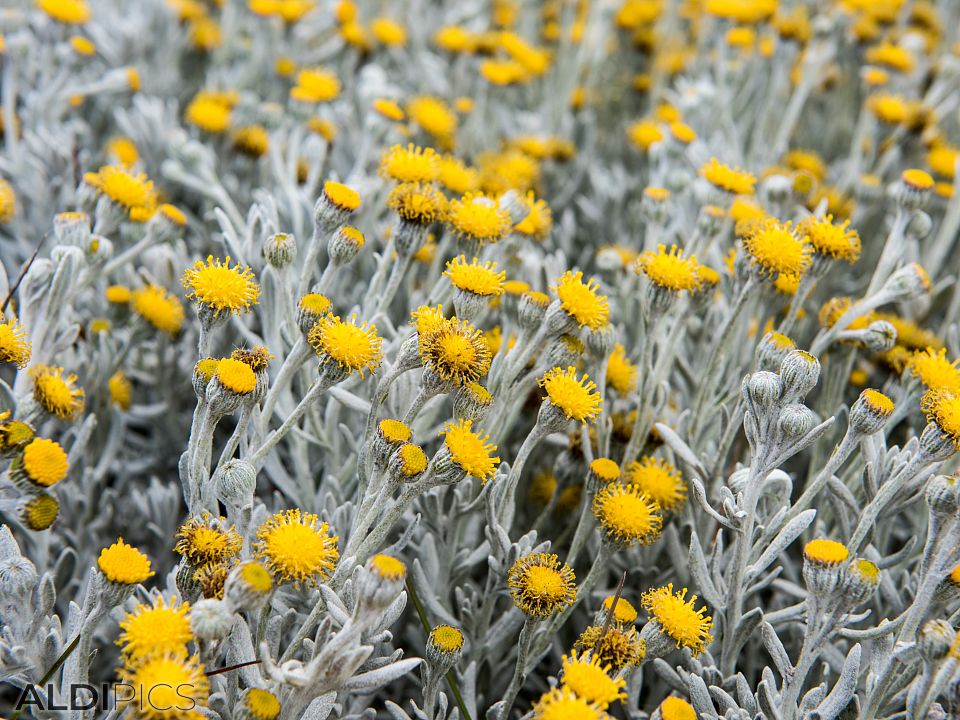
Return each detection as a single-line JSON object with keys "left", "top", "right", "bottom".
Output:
{"left": 883, "top": 262, "right": 930, "bottom": 304}
{"left": 190, "top": 598, "right": 236, "bottom": 642}
{"left": 894, "top": 168, "right": 934, "bottom": 211}
{"left": 919, "top": 619, "right": 955, "bottom": 662}
{"left": 926, "top": 474, "right": 960, "bottom": 517}
{"left": 585, "top": 323, "right": 616, "bottom": 358}
{"left": 453, "top": 382, "right": 493, "bottom": 423}
{"left": 296, "top": 293, "right": 332, "bottom": 335}
{"left": 779, "top": 349, "right": 820, "bottom": 401}
{"left": 236, "top": 689, "right": 281, "bottom": 720}
{"left": 357, "top": 554, "right": 407, "bottom": 612}
{"left": 427, "top": 624, "right": 464, "bottom": 671}
{"left": 388, "top": 443, "right": 429, "bottom": 483}
{"left": 861, "top": 320, "right": 897, "bottom": 353}
{"left": 328, "top": 226, "right": 364, "bottom": 266}
{"left": 756, "top": 331, "right": 796, "bottom": 372}
{"left": 840, "top": 558, "right": 880, "bottom": 608}
{"left": 223, "top": 561, "right": 273, "bottom": 612}
{"left": 743, "top": 371, "right": 783, "bottom": 411}
{"left": 215, "top": 459, "right": 257, "bottom": 508}
{"left": 849, "top": 389, "right": 895, "bottom": 436}
{"left": 0, "top": 557, "right": 38, "bottom": 600}
{"left": 778, "top": 403, "right": 816, "bottom": 438}
{"left": 263, "top": 232, "right": 297, "bottom": 269}
{"left": 53, "top": 211, "right": 91, "bottom": 247}
{"left": 919, "top": 422, "right": 958, "bottom": 463}
{"left": 802, "top": 539, "right": 848, "bottom": 596}
{"left": 518, "top": 291, "right": 550, "bottom": 331}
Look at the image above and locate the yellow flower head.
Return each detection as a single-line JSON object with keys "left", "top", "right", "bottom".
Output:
{"left": 627, "top": 119, "right": 663, "bottom": 151}
{"left": 508, "top": 552, "right": 577, "bottom": 618}
{"left": 0, "top": 318, "right": 31, "bottom": 368}
{"left": 118, "top": 595, "right": 193, "bottom": 661}
{"left": 447, "top": 193, "right": 512, "bottom": 244}
{"left": 395, "top": 443, "right": 429, "bottom": 477}
{"left": 477, "top": 149, "right": 539, "bottom": 194}
{"left": 30, "top": 365, "right": 85, "bottom": 420}
{"left": 574, "top": 624, "right": 645, "bottom": 671}
{"left": 866, "top": 41, "right": 915, "bottom": 72}
{"left": 291, "top": 67, "right": 341, "bottom": 103}
{"left": 429, "top": 624, "right": 464, "bottom": 653}
{"left": 559, "top": 652, "right": 626, "bottom": 709}
{"left": 98, "top": 538, "right": 154, "bottom": 584}
{"left": 175, "top": 513, "right": 242, "bottom": 567}
{"left": 308, "top": 315, "right": 383, "bottom": 377}
{"left": 532, "top": 688, "right": 609, "bottom": 720}
{"left": 106, "top": 285, "right": 132, "bottom": 304}
{"left": 701, "top": 157, "right": 756, "bottom": 195}
{"left": 626, "top": 457, "right": 686, "bottom": 512}
{"left": 554, "top": 271, "right": 610, "bottom": 330}
{"left": 254, "top": 509, "right": 339, "bottom": 587}
{"left": 21, "top": 438, "right": 69, "bottom": 486}
{"left": 659, "top": 697, "right": 697, "bottom": 720}
{"left": 185, "top": 92, "right": 233, "bottom": 133}
{"left": 381, "top": 144, "right": 440, "bottom": 183}
{"left": 539, "top": 366, "right": 602, "bottom": 423}
{"left": 740, "top": 218, "right": 812, "bottom": 277}
{"left": 420, "top": 317, "right": 493, "bottom": 386}
{"left": 908, "top": 348, "right": 960, "bottom": 391}
{"left": 439, "top": 419, "right": 500, "bottom": 481}
{"left": 388, "top": 182, "right": 448, "bottom": 224}
{"left": 131, "top": 285, "right": 184, "bottom": 335}
{"left": 213, "top": 357, "right": 256, "bottom": 395}
{"left": 407, "top": 96, "right": 457, "bottom": 141}
{"left": 38, "top": 0, "right": 90, "bottom": 24}
{"left": 641, "top": 584, "right": 713, "bottom": 655}
{"left": 231, "top": 345, "right": 273, "bottom": 374}
{"left": 803, "top": 538, "right": 849, "bottom": 564}
{"left": 108, "top": 371, "right": 132, "bottom": 410}
{"left": 241, "top": 688, "right": 281, "bottom": 720}
{"left": 592, "top": 483, "right": 662, "bottom": 546}
{"left": 119, "top": 654, "right": 209, "bottom": 720}
{"left": 636, "top": 244, "right": 704, "bottom": 292}
{"left": 371, "top": 16, "right": 407, "bottom": 46}
{"left": 379, "top": 418, "right": 412, "bottom": 444}
{"left": 921, "top": 388, "right": 960, "bottom": 448}
{"left": 602, "top": 594, "right": 638, "bottom": 624}
{"left": 797, "top": 215, "right": 861, "bottom": 263}
{"left": 514, "top": 192, "right": 553, "bottom": 242}
{"left": 606, "top": 343, "right": 638, "bottom": 395}
{"left": 373, "top": 98, "right": 405, "bottom": 122}
{"left": 182, "top": 256, "right": 260, "bottom": 317}
{"left": 232, "top": 124, "right": 270, "bottom": 157}
{"left": 437, "top": 155, "right": 480, "bottom": 195}
{"left": 0, "top": 180, "right": 15, "bottom": 223}
{"left": 96, "top": 164, "right": 158, "bottom": 215}
{"left": 323, "top": 180, "right": 361, "bottom": 211}
{"left": 928, "top": 145, "right": 958, "bottom": 180}
{"left": 411, "top": 304, "right": 448, "bottom": 341}
{"left": 445, "top": 256, "right": 506, "bottom": 296}
{"left": 19, "top": 493, "right": 59, "bottom": 531}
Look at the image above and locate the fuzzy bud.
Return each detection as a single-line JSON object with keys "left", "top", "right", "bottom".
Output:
{"left": 427, "top": 624, "right": 464, "bottom": 671}
{"left": 779, "top": 403, "right": 817, "bottom": 438}
{"left": 328, "top": 226, "right": 364, "bottom": 266}
{"left": 918, "top": 619, "right": 955, "bottom": 661}
{"left": 779, "top": 350, "right": 820, "bottom": 401}
{"left": 215, "top": 459, "right": 257, "bottom": 508}
{"left": 190, "top": 598, "right": 236, "bottom": 642}
{"left": 849, "top": 389, "right": 895, "bottom": 436}
{"left": 263, "top": 232, "right": 297, "bottom": 269}
{"left": 756, "top": 332, "right": 797, "bottom": 372}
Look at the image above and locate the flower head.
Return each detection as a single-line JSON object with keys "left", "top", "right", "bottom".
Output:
{"left": 592, "top": 483, "right": 662, "bottom": 546}
{"left": 0, "top": 318, "right": 31, "bottom": 367}
{"left": 420, "top": 317, "right": 492, "bottom": 386}
{"left": 532, "top": 688, "right": 611, "bottom": 720}
{"left": 20, "top": 438, "right": 69, "bottom": 487}
{"left": 921, "top": 389, "right": 960, "bottom": 448}
{"left": 602, "top": 595, "right": 638, "bottom": 624}
{"left": 508, "top": 552, "right": 577, "bottom": 618}
{"left": 539, "top": 366, "right": 602, "bottom": 423}
{"left": 31, "top": 365, "right": 85, "bottom": 420}
{"left": 240, "top": 688, "right": 281, "bottom": 720}
{"left": 574, "top": 625, "right": 645, "bottom": 670}
{"left": 606, "top": 344, "right": 638, "bottom": 394}
{"left": 659, "top": 697, "right": 697, "bottom": 720}
{"left": 308, "top": 315, "right": 383, "bottom": 377}
{"left": 407, "top": 96, "right": 457, "bottom": 141}
{"left": 380, "top": 144, "right": 440, "bottom": 183}
{"left": 636, "top": 245, "right": 704, "bottom": 292}
{"left": 254, "top": 509, "right": 339, "bottom": 587}
{"left": 388, "top": 182, "right": 448, "bottom": 224}
{"left": 559, "top": 652, "right": 626, "bottom": 708}
{"left": 119, "top": 654, "right": 208, "bottom": 720}
{"left": 291, "top": 68, "right": 341, "bottom": 103}
{"left": 908, "top": 348, "right": 960, "bottom": 391}
{"left": 554, "top": 271, "right": 610, "bottom": 330}
{"left": 39, "top": 0, "right": 91, "bottom": 24}
{"left": 445, "top": 256, "right": 506, "bottom": 297}
{"left": 803, "top": 538, "right": 849, "bottom": 564}
{"left": 182, "top": 256, "right": 260, "bottom": 317}
{"left": 131, "top": 285, "right": 184, "bottom": 335}
{"left": 797, "top": 215, "right": 861, "bottom": 263}
{"left": 95, "top": 165, "right": 158, "bottom": 216}
{"left": 118, "top": 595, "right": 193, "bottom": 661}
{"left": 640, "top": 584, "right": 713, "bottom": 655}
{"left": 446, "top": 193, "right": 512, "bottom": 244}
{"left": 440, "top": 419, "right": 500, "bottom": 481}
{"left": 700, "top": 158, "right": 756, "bottom": 195}
{"left": 175, "top": 514, "right": 242, "bottom": 567}
{"left": 98, "top": 538, "right": 154, "bottom": 584}
{"left": 741, "top": 218, "right": 812, "bottom": 277}
{"left": 626, "top": 457, "right": 686, "bottom": 512}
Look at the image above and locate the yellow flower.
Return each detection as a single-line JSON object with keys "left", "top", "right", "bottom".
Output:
{"left": 0, "top": 318, "right": 31, "bottom": 367}
{"left": 783, "top": 149, "right": 826, "bottom": 181}
{"left": 626, "top": 118, "right": 663, "bottom": 152}
{"left": 185, "top": 92, "right": 233, "bottom": 133}
{"left": 507, "top": 552, "right": 577, "bottom": 618}
{"left": 659, "top": 697, "right": 697, "bottom": 720}
{"left": 514, "top": 192, "right": 553, "bottom": 242}
{"left": 437, "top": 155, "right": 480, "bottom": 195}
{"left": 797, "top": 215, "right": 861, "bottom": 263}
{"left": 928, "top": 145, "right": 958, "bottom": 180}
{"left": 254, "top": 509, "right": 340, "bottom": 587}
{"left": 380, "top": 144, "right": 440, "bottom": 183}
{"left": 308, "top": 315, "right": 383, "bottom": 377}
{"left": 105, "top": 284, "right": 132, "bottom": 304}
{"left": 20, "top": 438, "right": 69, "bottom": 487}
{"left": 559, "top": 652, "right": 626, "bottom": 708}
{"left": 908, "top": 348, "right": 960, "bottom": 391}
{"left": 38, "top": 0, "right": 90, "bottom": 24}
{"left": 636, "top": 244, "right": 704, "bottom": 292}
{"left": 96, "top": 164, "right": 158, "bottom": 215}
{"left": 232, "top": 124, "right": 270, "bottom": 157}
{"left": 106, "top": 136, "right": 138, "bottom": 166}
{"left": 407, "top": 96, "right": 457, "bottom": 141}
{"left": 865, "top": 41, "right": 915, "bottom": 72}
{"left": 175, "top": 514, "right": 242, "bottom": 567}
{"left": 626, "top": 456, "right": 686, "bottom": 511}
{"left": 439, "top": 419, "right": 500, "bottom": 481}
{"left": 241, "top": 689, "right": 282, "bottom": 720}
{"left": 0, "top": 179, "right": 15, "bottom": 223}
{"left": 429, "top": 624, "right": 464, "bottom": 653}
{"left": 291, "top": 68, "right": 341, "bottom": 103}
{"left": 388, "top": 182, "right": 448, "bottom": 224}
{"left": 574, "top": 625, "right": 645, "bottom": 671}
{"left": 532, "top": 688, "right": 610, "bottom": 720}
{"left": 740, "top": 218, "right": 812, "bottom": 277}
{"left": 30, "top": 365, "right": 85, "bottom": 420}
{"left": 601, "top": 595, "right": 638, "bottom": 624}
{"left": 371, "top": 17, "right": 407, "bottom": 46}
{"left": 539, "top": 366, "right": 602, "bottom": 423}
{"left": 434, "top": 25, "right": 476, "bottom": 53}
{"left": 395, "top": 443, "right": 428, "bottom": 477}
{"left": 606, "top": 344, "right": 637, "bottom": 395}
{"left": 118, "top": 595, "right": 193, "bottom": 661}
{"left": 640, "top": 584, "right": 713, "bottom": 655}
{"left": 554, "top": 271, "right": 610, "bottom": 330}
{"left": 447, "top": 193, "right": 512, "bottom": 244}
{"left": 529, "top": 471, "right": 558, "bottom": 505}
{"left": 370, "top": 553, "right": 407, "bottom": 581}
{"left": 322, "top": 180, "right": 361, "bottom": 211}
{"left": 592, "top": 483, "right": 662, "bottom": 546}
{"left": 182, "top": 256, "right": 260, "bottom": 317}
{"left": 132, "top": 284, "right": 185, "bottom": 335}
{"left": 373, "top": 98, "right": 405, "bottom": 122}
{"left": 700, "top": 157, "right": 757, "bottom": 195}
{"left": 445, "top": 256, "right": 506, "bottom": 296}
{"left": 19, "top": 493, "right": 59, "bottom": 531}
{"left": 420, "top": 317, "right": 493, "bottom": 386}
{"left": 477, "top": 149, "right": 539, "bottom": 194}
{"left": 803, "top": 538, "right": 849, "bottom": 564}
{"left": 119, "top": 654, "right": 208, "bottom": 720}
{"left": 98, "top": 538, "right": 154, "bottom": 584}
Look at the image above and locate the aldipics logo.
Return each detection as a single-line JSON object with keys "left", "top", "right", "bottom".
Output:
{"left": 12, "top": 682, "right": 199, "bottom": 713}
